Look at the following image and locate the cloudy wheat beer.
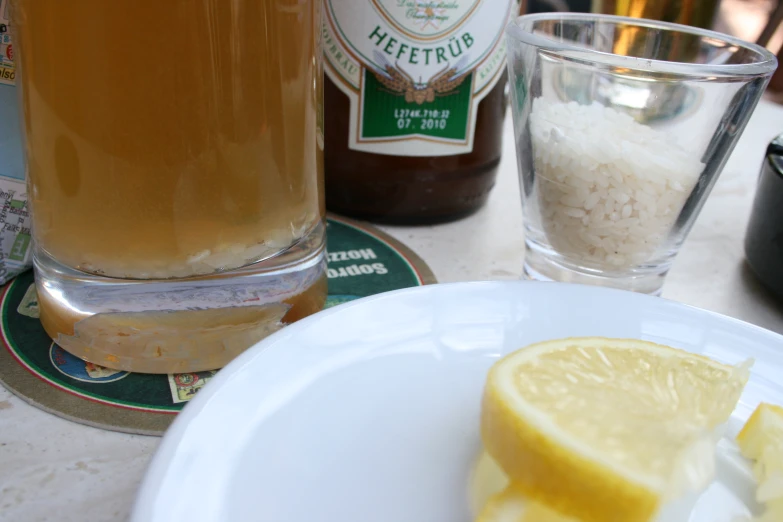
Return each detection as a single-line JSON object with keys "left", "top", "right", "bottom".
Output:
{"left": 11, "top": 0, "right": 326, "bottom": 372}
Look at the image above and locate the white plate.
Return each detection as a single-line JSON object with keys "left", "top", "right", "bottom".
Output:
{"left": 132, "top": 282, "right": 783, "bottom": 522}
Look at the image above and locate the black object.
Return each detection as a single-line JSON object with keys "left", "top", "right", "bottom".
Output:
{"left": 527, "top": 0, "right": 591, "bottom": 13}
{"left": 745, "top": 133, "right": 783, "bottom": 300}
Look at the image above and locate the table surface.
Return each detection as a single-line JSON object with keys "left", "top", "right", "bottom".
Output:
{"left": 2, "top": 98, "right": 783, "bottom": 522}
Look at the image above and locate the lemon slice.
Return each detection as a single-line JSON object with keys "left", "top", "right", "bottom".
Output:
{"left": 737, "top": 403, "right": 783, "bottom": 521}
{"left": 471, "top": 452, "right": 575, "bottom": 522}
{"left": 470, "top": 450, "right": 509, "bottom": 515}
{"left": 478, "top": 484, "right": 575, "bottom": 522}
{"left": 481, "top": 337, "right": 750, "bottom": 522}
{"left": 470, "top": 449, "right": 708, "bottom": 522}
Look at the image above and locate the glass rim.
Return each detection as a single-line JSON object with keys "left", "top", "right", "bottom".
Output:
{"left": 506, "top": 12, "right": 778, "bottom": 78}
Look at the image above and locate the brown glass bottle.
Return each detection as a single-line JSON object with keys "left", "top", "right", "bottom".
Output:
{"left": 324, "top": 73, "right": 507, "bottom": 224}
{"left": 322, "top": 0, "right": 518, "bottom": 225}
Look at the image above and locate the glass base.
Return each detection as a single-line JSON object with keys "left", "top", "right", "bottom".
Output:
{"left": 523, "top": 239, "right": 670, "bottom": 296}
{"left": 34, "top": 222, "right": 327, "bottom": 374}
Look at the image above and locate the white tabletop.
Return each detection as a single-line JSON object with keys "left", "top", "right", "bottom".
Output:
{"left": 2, "top": 98, "right": 783, "bottom": 522}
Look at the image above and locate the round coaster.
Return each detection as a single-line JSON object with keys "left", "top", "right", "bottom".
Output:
{"left": 0, "top": 215, "right": 435, "bottom": 435}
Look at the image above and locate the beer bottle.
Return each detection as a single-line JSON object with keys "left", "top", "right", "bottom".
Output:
{"left": 323, "top": 0, "right": 520, "bottom": 223}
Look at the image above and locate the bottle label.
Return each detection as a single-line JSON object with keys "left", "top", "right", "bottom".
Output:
{"left": 0, "top": 0, "right": 14, "bottom": 87}
{"left": 323, "top": 0, "right": 516, "bottom": 157}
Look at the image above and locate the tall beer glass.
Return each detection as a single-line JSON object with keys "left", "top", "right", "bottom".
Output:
{"left": 12, "top": 0, "right": 326, "bottom": 373}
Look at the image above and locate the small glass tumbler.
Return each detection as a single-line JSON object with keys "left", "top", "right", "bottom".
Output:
{"left": 506, "top": 13, "right": 777, "bottom": 294}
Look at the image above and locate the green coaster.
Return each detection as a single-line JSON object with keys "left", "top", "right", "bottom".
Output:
{"left": 0, "top": 215, "right": 435, "bottom": 435}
